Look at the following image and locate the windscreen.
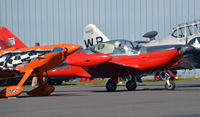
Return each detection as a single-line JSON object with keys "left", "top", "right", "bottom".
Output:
{"left": 86, "top": 40, "right": 143, "bottom": 55}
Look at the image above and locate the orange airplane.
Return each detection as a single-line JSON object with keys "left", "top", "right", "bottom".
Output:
{"left": 0, "top": 30, "right": 80, "bottom": 97}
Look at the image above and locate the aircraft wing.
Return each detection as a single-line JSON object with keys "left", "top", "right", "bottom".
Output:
{"left": 17, "top": 48, "right": 68, "bottom": 72}
{"left": 107, "top": 61, "right": 140, "bottom": 72}
{"left": 107, "top": 55, "right": 145, "bottom": 71}
{"left": 82, "top": 59, "right": 140, "bottom": 78}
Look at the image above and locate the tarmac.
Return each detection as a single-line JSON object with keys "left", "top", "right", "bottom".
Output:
{"left": 1, "top": 80, "right": 200, "bottom": 117}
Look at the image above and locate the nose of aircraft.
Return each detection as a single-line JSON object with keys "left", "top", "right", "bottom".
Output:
{"left": 179, "top": 45, "right": 195, "bottom": 54}
{"left": 68, "top": 53, "right": 112, "bottom": 67}
{"left": 66, "top": 44, "right": 81, "bottom": 55}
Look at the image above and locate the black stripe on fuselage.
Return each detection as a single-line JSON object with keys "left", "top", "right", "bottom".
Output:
{"left": 141, "top": 45, "right": 183, "bottom": 53}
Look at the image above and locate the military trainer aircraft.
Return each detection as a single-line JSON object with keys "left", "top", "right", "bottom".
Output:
{"left": 83, "top": 39, "right": 193, "bottom": 91}
{"left": 82, "top": 24, "right": 195, "bottom": 91}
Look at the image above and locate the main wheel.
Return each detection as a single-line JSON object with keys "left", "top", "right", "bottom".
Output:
{"left": 126, "top": 80, "right": 137, "bottom": 91}
{"left": 165, "top": 80, "right": 175, "bottom": 90}
{"left": 106, "top": 79, "right": 117, "bottom": 92}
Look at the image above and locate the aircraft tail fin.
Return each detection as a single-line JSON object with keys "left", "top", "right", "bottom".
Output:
{"left": 0, "top": 40, "right": 14, "bottom": 50}
{"left": 0, "top": 27, "right": 27, "bottom": 48}
{"left": 83, "top": 24, "right": 109, "bottom": 48}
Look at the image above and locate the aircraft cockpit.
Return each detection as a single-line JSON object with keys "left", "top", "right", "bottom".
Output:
{"left": 170, "top": 20, "right": 200, "bottom": 38}
{"left": 86, "top": 40, "right": 144, "bottom": 55}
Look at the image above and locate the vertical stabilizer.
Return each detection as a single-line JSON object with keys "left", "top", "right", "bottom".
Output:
{"left": 0, "top": 27, "right": 27, "bottom": 48}
{"left": 83, "top": 24, "right": 109, "bottom": 48}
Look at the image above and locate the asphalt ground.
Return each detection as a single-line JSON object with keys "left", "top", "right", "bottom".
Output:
{"left": 1, "top": 80, "right": 200, "bottom": 117}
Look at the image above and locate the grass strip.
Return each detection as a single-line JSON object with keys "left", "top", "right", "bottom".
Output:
{"left": 63, "top": 77, "right": 200, "bottom": 85}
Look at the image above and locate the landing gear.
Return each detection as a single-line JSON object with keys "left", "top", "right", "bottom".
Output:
{"left": 0, "top": 70, "right": 55, "bottom": 97}
{"left": 156, "top": 70, "right": 177, "bottom": 81}
{"left": 165, "top": 80, "right": 175, "bottom": 90}
{"left": 161, "top": 71, "right": 176, "bottom": 90}
{"left": 27, "top": 72, "right": 54, "bottom": 96}
{"left": 105, "top": 72, "right": 139, "bottom": 92}
{"left": 156, "top": 70, "right": 177, "bottom": 90}
{"left": 125, "top": 74, "right": 140, "bottom": 91}
{"left": 126, "top": 80, "right": 137, "bottom": 91}
{"left": 0, "top": 69, "right": 33, "bottom": 97}
{"left": 106, "top": 79, "right": 117, "bottom": 92}
{"left": 27, "top": 85, "right": 55, "bottom": 96}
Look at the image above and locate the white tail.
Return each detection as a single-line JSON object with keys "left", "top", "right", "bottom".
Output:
{"left": 83, "top": 24, "right": 109, "bottom": 48}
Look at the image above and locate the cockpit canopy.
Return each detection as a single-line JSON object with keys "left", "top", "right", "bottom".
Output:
{"left": 171, "top": 20, "right": 200, "bottom": 38}
{"left": 86, "top": 40, "right": 144, "bottom": 55}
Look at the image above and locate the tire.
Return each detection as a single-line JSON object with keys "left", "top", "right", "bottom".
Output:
{"left": 106, "top": 79, "right": 117, "bottom": 92}
{"left": 126, "top": 80, "right": 137, "bottom": 91}
{"left": 165, "top": 80, "right": 175, "bottom": 90}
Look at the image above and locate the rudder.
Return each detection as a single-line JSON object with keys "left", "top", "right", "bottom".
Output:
{"left": 0, "top": 27, "right": 27, "bottom": 48}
